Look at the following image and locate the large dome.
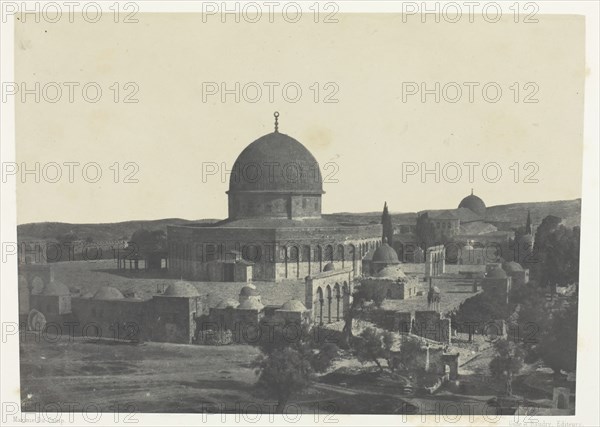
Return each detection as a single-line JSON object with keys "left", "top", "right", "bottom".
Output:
{"left": 228, "top": 132, "right": 323, "bottom": 194}
{"left": 226, "top": 120, "right": 325, "bottom": 221}
{"left": 458, "top": 191, "right": 486, "bottom": 217}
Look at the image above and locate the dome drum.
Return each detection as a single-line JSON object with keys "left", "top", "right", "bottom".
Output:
{"left": 228, "top": 192, "right": 321, "bottom": 220}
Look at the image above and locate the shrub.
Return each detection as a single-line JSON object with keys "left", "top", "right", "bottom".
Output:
{"left": 196, "top": 329, "right": 233, "bottom": 345}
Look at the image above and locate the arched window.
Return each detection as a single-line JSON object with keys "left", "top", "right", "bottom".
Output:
{"left": 206, "top": 244, "right": 216, "bottom": 262}
{"left": 316, "top": 287, "right": 324, "bottom": 325}
{"left": 301, "top": 245, "right": 309, "bottom": 261}
{"left": 336, "top": 244, "right": 344, "bottom": 263}
{"left": 325, "top": 245, "right": 334, "bottom": 262}
{"left": 242, "top": 244, "right": 261, "bottom": 263}
{"left": 315, "top": 245, "right": 323, "bottom": 271}
{"left": 334, "top": 283, "right": 342, "bottom": 321}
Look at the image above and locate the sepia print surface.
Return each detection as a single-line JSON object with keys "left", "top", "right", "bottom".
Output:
{"left": 2, "top": 1, "right": 598, "bottom": 425}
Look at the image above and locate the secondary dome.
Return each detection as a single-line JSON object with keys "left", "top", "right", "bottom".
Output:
{"left": 163, "top": 280, "right": 199, "bottom": 297}
{"left": 376, "top": 265, "right": 407, "bottom": 279}
{"left": 458, "top": 191, "right": 486, "bottom": 217}
{"left": 93, "top": 286, "right": 124, "bottom": 300}
{"left": 228, "top": 132, "right": 323, "bottom": 194}
{"left": 215, "top": 299, "right": 239, "bottom": 309}
{"left": 372, "top": 243, "right": 400, "bottom": 265}
{"left": 323, "top": 262, "right": 335, "bottom": 272}
{"left": 503, "top": 261, "right": 524, "bottom": 273}
{"left": 237, "top": 298, "right": 264, "bottom": 311}
{"left": 240, "top": 284, "right": 259, "bottom": 297}
{"left": 279, "top": 300, "right": 307, "bottom": 312}
{"left": 42, "top": 281, "right": 70, "bottom": 296}
{"left": 486, "top": 267, "right": 507, "bottom": 279}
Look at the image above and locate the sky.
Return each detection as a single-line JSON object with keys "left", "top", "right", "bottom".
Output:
{"left": 14, "top": 13, "right": 585, "bottom": 224}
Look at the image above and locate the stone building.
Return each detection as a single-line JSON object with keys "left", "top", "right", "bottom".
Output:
{"left": 457, "top": 241, "right": 487, "bottom": 265}
{"left": 24, "top": 279, "right": 202, "bottom": 344}
{"left": 502, "top": 261, "right": 530, "bottom": 287}
{"left": 305, "top": 263, "right": 353, "bottom": 325}
{"left": 206, "top": 283, "right": 311, "bottom": 343}
{"left": 425, "top": 245, "right": 446, "bottom": 277}
{"left": 167, "top": 114, "right": 381, "bottom": 282}
{"left": 481, "top": 264, "right": 513, "bottom": 304}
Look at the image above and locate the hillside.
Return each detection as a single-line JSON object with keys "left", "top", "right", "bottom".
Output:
{"left": 327, "top": 199, "right": 581, "bottom": 229}
{"left": 17, "top": 199, "right": 581, "bottom": 243}
{"left": 17, "top": 218, "right": 218, "bottom": 244}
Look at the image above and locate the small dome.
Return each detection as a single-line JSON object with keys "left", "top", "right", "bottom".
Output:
{"left": 430, "top": 286, "right": 441, "bottom": 294}
{"left": 237, "top": 298, "right": 264, "bottom": 311}
{"left": 376, "top": 265, "right": 407, "bottom": 279}
{"left": 93, "top": 286, "right": 124, "bottom": 300}
{"left": 42, "top": 281, "right": 70, "bottom": 296}
{"left": 279, "top": 300, "right": 307, "bottom": 312}
{"left": 323, "top": 262, "right": 335, "bottom": 272}
{"left": 486, "top": 267, "right": 507, "bottom": 279}
{"left": 372, "top": 243, "right": 400, "bottom": 264}
{"left": 503, "top": 261, "right": 523, "bottom": 273}
{"left": 240, "top": 284, "right": 259, "bottom": 297}
{"left": 458, "top": 192, "right": 486, "bottom": 217}
{"left": 215, "top": 299, "right": 239, "bottom": 309}
{"left": 163, "top": 280, "right": 199, "bottom": 297}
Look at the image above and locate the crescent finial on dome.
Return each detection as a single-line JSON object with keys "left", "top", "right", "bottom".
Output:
{"left": 274, "top": 111, "right": 279, "bottom": 132}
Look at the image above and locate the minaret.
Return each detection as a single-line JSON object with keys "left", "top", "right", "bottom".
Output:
{"left": 525, "top": 210, "right": 532, "bottom": 235}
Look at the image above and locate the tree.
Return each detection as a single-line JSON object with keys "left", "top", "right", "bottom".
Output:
{"left": 56, "top": 230, "right": 78, "bottom": 245}
{"left": 530, "top": 216, "right": 580, "bottom": 295}
{"left": 489, "top": 338, "right": 525, "bottom": 396}
{"left": 254, "top": 347, "right": 312, "bottom": 413}
{"left": 381, "top": 202, "right": 394, "bottom": 247}
{"left": 394, "top": 337, "right": 422, "bottom": 372}
{"left": 531, "top": 297, "right": 578, "bottom": 380}
{"left": 253, "top": 322, "right": 338, "bottom": 412}
{"left": 341, "top": 286, "right": 370, "bottom": 346}
{"left": 129, "top": 228, "right": 166, "bottom": 255}
{"left": 452, "top": 293, "right": 511, "bottom": 342}
{"left": 530, "top": 215, "right": 562, "bottom": 283}
{"left": 415, "top": 212, "right": 436, "bottom": 250}
{"left": 353, "top": 327, "right": 394, "bottom": 373}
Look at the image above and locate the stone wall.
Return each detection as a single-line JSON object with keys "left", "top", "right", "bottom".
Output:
{"left": 481, "top": 277, "right": 512, "bottom": 304}
{"left": 27, "top": 292, "right": 201, "bottom": 344}
{"left": 167, "top": 223, "right": 381, "bottom": 281}
{"left": 413, "top": 310, "right": 451, "bottom": 344}
{"left": 305, "top": 268, "right": 353, "bottom": 324}
{"left": 359, "top": 277, "right": 419, "bottom": 300}
{"left": 444, "top": 264, "right": 487, "bottom": 274}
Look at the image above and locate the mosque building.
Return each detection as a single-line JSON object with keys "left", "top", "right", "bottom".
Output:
{"left": 167, "top": 113, "right": 382, "bottom": 282}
